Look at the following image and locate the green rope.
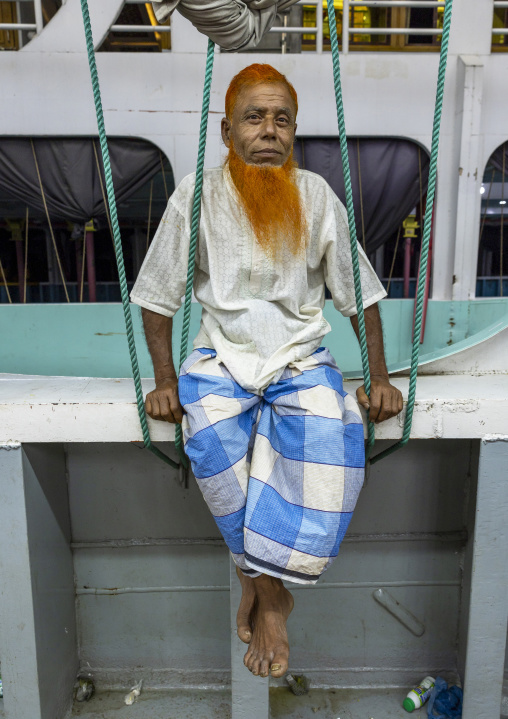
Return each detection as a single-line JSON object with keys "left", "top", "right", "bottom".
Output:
{"left": 326, "top": 0, "right": 453, "bottom": 465}
{"left": 80, "top": 0, "right": 178, "bottom": 470}
{"left": 326, "top": 0, "right": 375, "bottom": 460}
{"left": 174, "top": 38, "right": 216, "bottom": 464}
{"left": 370, "top": 0, "right": 453, "bottom": 465}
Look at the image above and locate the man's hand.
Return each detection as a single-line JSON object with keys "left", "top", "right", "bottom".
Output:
{"left": 349, "top": 304, "right": 403, "bottom": 423}
{"left": 145, "top": 376, "right": 184, "bottom": 424}
{"left": 356, "top": 375, "right": 403, "bottom": 423}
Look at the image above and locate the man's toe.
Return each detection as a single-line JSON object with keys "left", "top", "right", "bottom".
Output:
{"left": 259, "top": 658, "right": 270, "bottom": 677}
{"left": 237, "top": 625, "right": 252, "bottom": 644}
{"left": 250, "top": 655, "right": 261, "bottom": 676}
{"left": 270, "top": 654, "right": 288, "bottom": 678}
{"left": 244, "top": 647, "right": 256, "bottom": 671}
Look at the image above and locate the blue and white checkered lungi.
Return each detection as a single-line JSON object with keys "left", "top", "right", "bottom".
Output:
{"left": 179, "top": 347, "right": 365, "bottom": 584}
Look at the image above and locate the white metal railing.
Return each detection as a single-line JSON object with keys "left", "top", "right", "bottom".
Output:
{"left": 0, "top": 0, "right": 43, "bottom": 41}
{"left": 271, "top": 0, "right": 323, "bottom": 53}
{"left": 267, "top": 0, "right": 444, "bottom": 54}
{"left": 110, "top": 25, "right": 171, "bottom": 33}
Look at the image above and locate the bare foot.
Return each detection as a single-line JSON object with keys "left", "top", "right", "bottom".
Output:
{"left": 236, "top": 566, "right": 256, "bottom": 644}
{"left": 243, "top": 574, "right": 294, "bottom": 678}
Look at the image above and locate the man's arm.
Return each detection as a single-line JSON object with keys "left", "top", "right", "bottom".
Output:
{"left": 349, "top": 303, "right": 403, "bottom": 423}
{"left": 141, "top": 307, "right": 183, "bottom": 423}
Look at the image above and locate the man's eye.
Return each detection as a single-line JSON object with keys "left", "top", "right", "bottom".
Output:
{"left": 277, "top": 117, "right": 289, "bottom": 124}
{"left": 248, "top": 114, "right": 260, "bottom": 120}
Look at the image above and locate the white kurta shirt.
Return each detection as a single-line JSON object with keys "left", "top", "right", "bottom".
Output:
{"left": 131, "top": 167, "right": 386, "bottom": 394}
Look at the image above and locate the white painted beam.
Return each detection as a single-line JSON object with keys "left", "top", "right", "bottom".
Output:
{"left": 1, "top": 374, "right": 507, "bottom": 443}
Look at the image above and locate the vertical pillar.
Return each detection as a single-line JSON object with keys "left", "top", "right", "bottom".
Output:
{"left": 403, "top": 237, "right": 412, "bottom": 298}
{"left": 461, "top": 436, "right": 508, "bottom": 719}
{"left": 0, "top": 443, "right": 78, "bottom": 719}
{"left": 0, "top": 443, "right": 42, "bottom": 719}
{"left": 451, "top": 57, "right": 484, "bottom": 301}
{"left": 44, "top": 228, "right": 57, "bottom": 303}
{"left": 132, "top": 227, "right": 146, "bottom": 277}
{"left": 431, "top": 0, "right": 493, "bottom": 300}
{"left": 15, "top": 240, "right": 25, "bottom": 303}
{"left": 230, "top": 557, "right": 269, "bottom": 719}
{"left": 75, "top": 239, "right": 84, "bottom": 301}
{"left": 86, "top": 230, "right": 96, "bottom": 303}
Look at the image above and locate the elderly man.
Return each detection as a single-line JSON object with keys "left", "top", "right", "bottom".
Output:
{"left": 131, "top": 64, "right": 403, "bottom": 680}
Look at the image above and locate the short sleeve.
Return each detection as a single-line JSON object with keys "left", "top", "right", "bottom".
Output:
{"left": 322, "top": 196, "right": 387, "bottom": 317}
{"left": 130, "top": 183, "right": 193, "bottom": 318}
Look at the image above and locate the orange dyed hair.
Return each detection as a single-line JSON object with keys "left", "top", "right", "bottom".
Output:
{"left": 225, "top": 64, "right": 298, "bottom": 120}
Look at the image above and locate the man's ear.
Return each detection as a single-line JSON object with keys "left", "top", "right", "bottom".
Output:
{"left": 221, "top": 117, "right": 232, "bottom": 148}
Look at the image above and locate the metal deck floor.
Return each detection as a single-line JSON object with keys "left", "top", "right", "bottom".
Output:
{"left": 71, "top": 687, "right": 417, "bottom": 718}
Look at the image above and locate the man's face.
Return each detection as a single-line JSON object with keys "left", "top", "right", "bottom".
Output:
{"left": 221, "top": 82, "right": 297, "bottom": 167}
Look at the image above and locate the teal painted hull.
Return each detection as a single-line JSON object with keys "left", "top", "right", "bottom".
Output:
{"left": 1, "top": 299, "right": 507, "bottom": 378}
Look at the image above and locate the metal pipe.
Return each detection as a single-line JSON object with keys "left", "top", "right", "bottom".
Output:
{"left": 419, "top": 212, "right": 434, "bottom": 343}
{"left": 71, "top": 530, "right": 466, "bottom": 550}
{"left": 316, "top": 0, "right": 323, "bottom": 53}
{"left": 33, "top": 0, "right": 43, "bottom": 34}
{"left": 492, "top": 29, "right": 508, "bottom": 34}
{"left": 343, "top": 0, "right": 350, "bottom": 53}
{"left": 85, "top": 230, "right": 96, "bottom": 303}
{"left": 292, "top": 579, "right": 461, "bottom": 590}
{"left": 77, "top": 578, "right": 461, "bottom": 596}
{"left": 75, "top": 241, "right": 83, "bottom": 303}
{"left": 403, "top": 237, "right": 412, "bottom": 299}
{"left": 110, "top": 24, "right": 172, "bottom": 32}
{"left": 281, "top": 12, "right": 288, "bottom": 54}
{"left": 71, "top": 538, "right": 227, "bottom": 549}
{"left": 349, "top": 27, "right": 442, "bottom": 34}
{"left": 270, "top": 26, "right": 317, "bottom": 33}
{"left": 0, "top": 23, "right": 36, "bottom": 30}
{"left": 77, "top": 585, "right": 229, "bottom": 595}
{"left": 350, "top": 1, "right": 444, "bottom": 5}
{"left": 15, "top": 1, "right": 23, "bottom": 49}
{"left": 15, "top": 240, "right": 25, "bottom": 304}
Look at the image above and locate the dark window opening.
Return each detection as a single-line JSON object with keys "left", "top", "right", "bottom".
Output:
{"left": 0, "top": 137, "right": 174, "bottom": 304}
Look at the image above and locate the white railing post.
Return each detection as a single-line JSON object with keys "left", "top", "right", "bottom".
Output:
{"left": 33, "top": 0, "right": 43, "bottom": 35}
{"left": 316, "top": 0, "right": 323, "bottom": 53}
{"left": 343, "top": 0, "right": 350, "bottom": 53}
{"left": 16, "top": 1, "right": 22, "bottom": 47}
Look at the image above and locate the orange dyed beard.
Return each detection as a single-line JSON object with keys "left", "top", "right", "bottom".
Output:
{"left": 226, "top": 145, "right": 307, "bottom": 258}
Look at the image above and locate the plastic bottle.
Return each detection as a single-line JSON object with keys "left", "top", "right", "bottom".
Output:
{"left": 403, "top": 676, "right": 435, "bottom": 712}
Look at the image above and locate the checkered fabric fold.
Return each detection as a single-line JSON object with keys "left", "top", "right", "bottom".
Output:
{"left": 179, "top": 347, "right": 365, "bottom": 584}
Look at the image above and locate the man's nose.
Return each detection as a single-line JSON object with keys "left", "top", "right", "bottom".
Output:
{"left": 260, "top": 116, "right": 277, "bottom": 139}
